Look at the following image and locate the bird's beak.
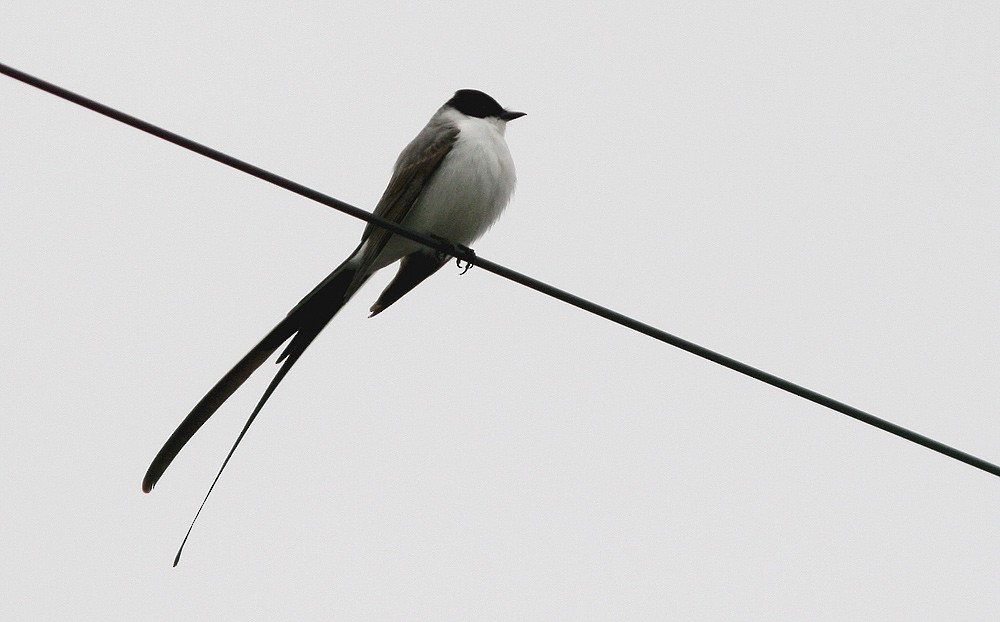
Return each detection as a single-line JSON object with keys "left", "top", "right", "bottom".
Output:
{"left": 500, "top": 109, "right": 526, "bottom": 121}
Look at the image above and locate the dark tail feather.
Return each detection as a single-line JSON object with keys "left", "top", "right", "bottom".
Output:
{"left": 142, "top": 261, "right": 359, "bottom": 493}
{"left": 142, "top": 321, "right": 295, "bottom": 493}
{"left": 171, "top": 344, "right": 307, "bottom": 565}
{"left": 276, "top": 266, "right": 369, "bottom": 364}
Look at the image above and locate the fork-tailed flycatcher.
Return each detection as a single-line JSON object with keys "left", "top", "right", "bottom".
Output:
{"left": 143, "top": 89, "right": 524, "bottom": 495}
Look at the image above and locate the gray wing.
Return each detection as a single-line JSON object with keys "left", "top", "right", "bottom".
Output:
{"left": 350, "top": 120, "right": 460, "bottom": 284}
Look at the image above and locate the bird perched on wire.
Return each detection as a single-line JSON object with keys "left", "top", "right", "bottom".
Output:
{"left": 141, "top": 89, "right": 524, "bottom": 562}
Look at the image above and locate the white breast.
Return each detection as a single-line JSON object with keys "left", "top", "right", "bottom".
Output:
{"left": 402, "top": 114, "right": 517, "bottom": 246}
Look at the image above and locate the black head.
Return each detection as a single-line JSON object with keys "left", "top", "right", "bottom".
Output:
{"left": 447, "top": 89, "right": 525, "bottom": 121}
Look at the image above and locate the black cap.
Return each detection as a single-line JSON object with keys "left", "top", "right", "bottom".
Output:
{"left": 447, "top": 89, "right": 525, "bottom": 121}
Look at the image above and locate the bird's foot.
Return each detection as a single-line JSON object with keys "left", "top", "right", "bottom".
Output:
{"left": 429, "top": 235, "right": 476, "bottom": 274}
{"left": 454, "top": 245, "right": 476, "bottom": 275}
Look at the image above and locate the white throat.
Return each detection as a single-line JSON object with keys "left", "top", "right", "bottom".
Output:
{"left": 401, "top": 109, "right": 517, "bottom": 247}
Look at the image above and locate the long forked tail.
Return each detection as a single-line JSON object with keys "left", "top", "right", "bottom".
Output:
{"left": 170, "top": 343, "right": 308, "bottom": 565}
{"left": 142, "top": 260, "right": 363, "bottom": 494}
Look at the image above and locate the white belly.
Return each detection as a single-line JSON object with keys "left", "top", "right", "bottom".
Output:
{"left": 356, "top": 115, "right": 518, "bottom": 273}
{"left": 402, "top": 117, "right": 517, "bottom": 245}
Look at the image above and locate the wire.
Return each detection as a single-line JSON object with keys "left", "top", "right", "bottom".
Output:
{"left": 3, "top": 60, "right": 999, "bottom": 480}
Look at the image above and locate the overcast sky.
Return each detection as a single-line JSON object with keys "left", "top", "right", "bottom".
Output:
{"left": 3, "top": 2, "right": 1000, "bottom": 619}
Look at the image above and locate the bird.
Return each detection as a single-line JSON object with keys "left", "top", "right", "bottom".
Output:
{"left": 142, "top": 89, "right": 524, "bottom": 495}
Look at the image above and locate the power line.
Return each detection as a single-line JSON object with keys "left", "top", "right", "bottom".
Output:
{"left": 3, "top": 60, "right": 998, "bottom": 480}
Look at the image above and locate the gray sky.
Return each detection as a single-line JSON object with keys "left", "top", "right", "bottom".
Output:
{"left": 3, "top": 1, "right": 1000, "bottom": 619}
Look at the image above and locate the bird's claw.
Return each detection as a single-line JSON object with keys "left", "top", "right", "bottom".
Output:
{"left": 455, "top": 246, "right": 476, "bottom": 275}
{"left": 429, "top": 235, "right": 475, "bottom": 274}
